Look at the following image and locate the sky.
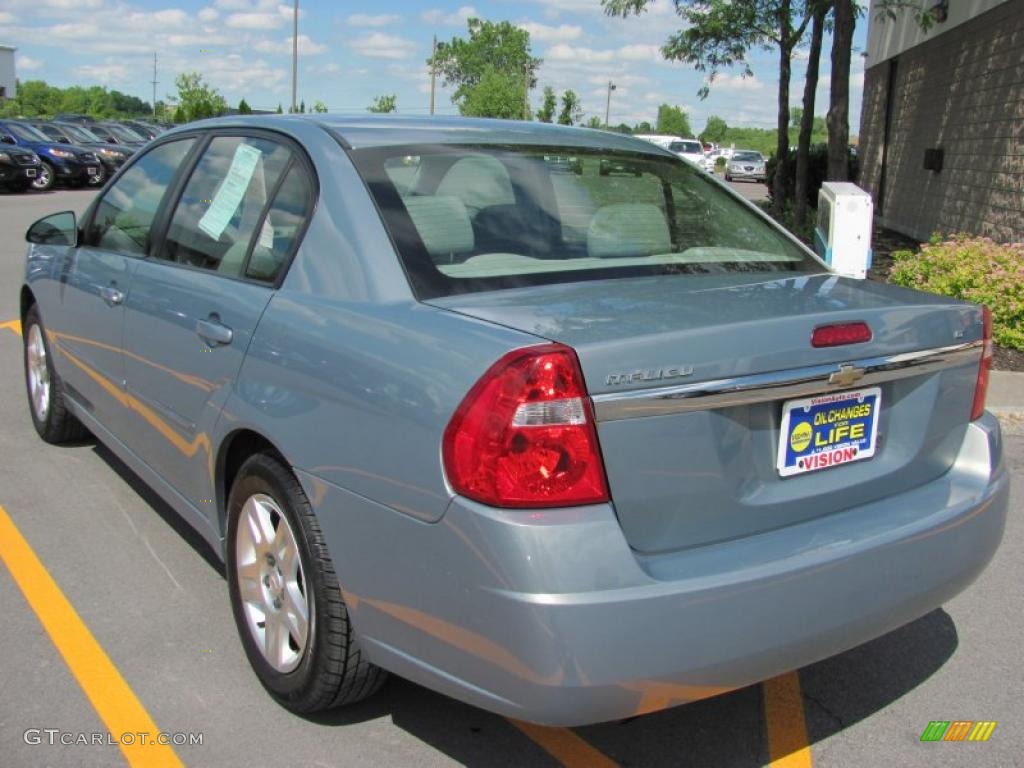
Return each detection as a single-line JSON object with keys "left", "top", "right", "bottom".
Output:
{"left": 1, "top": 0, "right": 869, "bottom": 135}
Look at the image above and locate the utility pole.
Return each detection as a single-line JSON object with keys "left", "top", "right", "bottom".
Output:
{"left": 291, "top": 0, "right": 298, "bottom": 113}
{"left": 605, "top": 81, "right": 616, "bottom": 128}
{"left": 151, "top": 53, "right": 158, "bottom": 118}
{"left": 429, "top": 35, "right": 437, "bottom": 116}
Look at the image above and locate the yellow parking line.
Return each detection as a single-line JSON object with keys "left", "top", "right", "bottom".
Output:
{"left": 763, "top": 673, "right": 813, "bottom": 768}
{"left": 510, "top": 720, "right": 619, "bottom": 768}
{"left": 1, "top": 319, "right": 21, "bottom": 336}
{"left": 0, "top": 504, "right": 184, "bottom": 768}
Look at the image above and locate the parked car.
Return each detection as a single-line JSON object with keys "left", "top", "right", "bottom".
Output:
{"left": 46, "top": 121, "right": 136, "bottom": 175}
{"left": 0, "top": 120, "right": 102, "bottom": 191}
{"left": 725, "top": 149, "right": 767, "bottom": 182}
{"left": 0, "top": 144, "right": 42, "bottom": 192}
{"left": 20, "top": 115, "right": 1008, "bottom": 727}
{"left": 86, "top": 121, "right": 147, "bottom": 148}
{"left": 27, "top": 122, "right": 119, "bottom": 186}
{"left": 635, "top": 134, "right": 708, "bottom": 171}
{"left": 52, "top": 113, "right": 97, "bottom": 125}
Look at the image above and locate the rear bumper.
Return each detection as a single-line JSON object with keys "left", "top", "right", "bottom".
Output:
{"left": 304, "top": 413, "right": 1008, "bottom": 726}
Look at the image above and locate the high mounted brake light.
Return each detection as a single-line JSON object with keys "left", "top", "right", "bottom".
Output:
{"left": 811, "top": 322, "right": 873, "bottom": 348}
{"left": 442, "top": 344, "right": 610, "bottom": 508}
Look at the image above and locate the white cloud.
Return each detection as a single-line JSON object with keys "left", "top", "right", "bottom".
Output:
{"left": 17, "top": 55, "right": 43, "bottom": 70}
{"left": 253, "top": 34, "right": 326, "bottom": 55}
{"left": 347, "top": 13, "right": 400, "bottom": 28}
{"left": 420, "top": 6, "right": 476, "bottom": 26}
{"left": 225, "top": 11, "right": 284, "bottom": 29}
{"left": 77, "top": 62, "right": 131, "bottom": 84}
{"left": 517, "top": 21, "right": 582, "bottom": 43}
{"left": 710, "top": 73, "right": 766, "bottom": 92}
{"left": 350, "top": 33, "right": 418, "bottom": 60}
{"left": 198, "top": 7, "right": 219, "bottom": 22}
{"left": 0, "top": 11, "right": 14, "bottom": 23}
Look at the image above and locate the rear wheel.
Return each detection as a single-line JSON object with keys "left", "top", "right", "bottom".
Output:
{"left": 23, "top": 305, "right": 89, "bottom": 443}
{"left": 227, "top": 453, "right": 386, "bottom": 713}
{"left": 31, "top": 161, "right": 55, "bottom": 191}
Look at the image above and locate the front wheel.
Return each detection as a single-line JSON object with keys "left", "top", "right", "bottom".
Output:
{"left": 31, "top": 161, "right": 55, "bottom": 191}
{"left": 86, "top": 167, "right": 106, "bottom": 187}
{"left": 23, "top": 305, "right": 89, "bottom": 443}
{"left": 227, "top": 453, "right": 386, "bottom": 713}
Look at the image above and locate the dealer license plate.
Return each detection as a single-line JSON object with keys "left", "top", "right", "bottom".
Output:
{"left": 26, "top": 169, "right": 37, "bottom": 177}
{"left": 777, "top": 387, "right": 881, "bottom": 477}
{"left": 86, "top": 166, "right": 98, "bottom": 175}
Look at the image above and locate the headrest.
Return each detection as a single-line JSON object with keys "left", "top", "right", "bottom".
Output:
{"left": 403, "top": 195, "right": 475, "bottom": 261}
{"left": 587, "top": 203, "right": 671, "bottom": 258}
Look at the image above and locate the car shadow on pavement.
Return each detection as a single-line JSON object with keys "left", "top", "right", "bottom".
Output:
{"left": 306, "top": 610, "right": 957, "bottom": 767}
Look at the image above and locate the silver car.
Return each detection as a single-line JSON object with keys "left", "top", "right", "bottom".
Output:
{"left": 726, "top": 149, "right": 767, "bottom": 182}
{"left": 20, "top": 116, "right": 1008, "bottom": 726}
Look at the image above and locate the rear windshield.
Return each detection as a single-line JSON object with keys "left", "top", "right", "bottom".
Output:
{"left": 352, "top": 144, "right": 820, "bottom": 299}
{"left": 733, "top": 151, "right": 763, "bottom": 162}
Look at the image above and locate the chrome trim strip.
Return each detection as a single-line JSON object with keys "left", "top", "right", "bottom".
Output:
{"left": 592, "top": 341, "right": 982, "bottom": 422}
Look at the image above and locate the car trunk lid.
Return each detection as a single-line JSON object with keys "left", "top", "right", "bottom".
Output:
{"left": 429, "top": 273, "right": 984, "bottom": 553}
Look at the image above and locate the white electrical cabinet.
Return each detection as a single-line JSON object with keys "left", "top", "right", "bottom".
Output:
{"left": 814, "top": 182, "right": 874, "bottom": 279}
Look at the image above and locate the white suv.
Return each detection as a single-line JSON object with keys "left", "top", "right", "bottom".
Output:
{"left": 634, "top": 135, "right": 708, "bottom": 171}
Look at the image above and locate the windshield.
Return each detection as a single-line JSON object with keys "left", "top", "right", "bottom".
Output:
{"left": 6, "top": 123, "right": 49, "bottom": 142}
{"left": 733, "top": 151, "right": 763, "bottom": 162}
{"left": 60, "top": 124, "right": 100, "bottom": 142}
{"left": 353, "top": 144, "right": 820, "bottom": 299}
{"left": 669, "top": 141, "right": 703, "bottom": 155}
{"left": 34, "top": 124, "right": 68, "bottom": 142}
{"left": 105, "top": 124, "right": 144, "bottom": 142}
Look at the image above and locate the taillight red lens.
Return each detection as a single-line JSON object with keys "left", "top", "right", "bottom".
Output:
{"left": 442, "top": 344, "right": 610, "bottom": 508}
{"left": 811, "top": 322, "right": 873, "bottom": 347}
{"left": 971, "top": 306, "right": 993, "bottom": 421}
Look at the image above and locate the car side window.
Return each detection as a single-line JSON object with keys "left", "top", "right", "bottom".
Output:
{"left": 160, "top": 136, "right": 291, "bottom": 277}
{"left": 244, "top": 163, "right": 314, "bottom": 284}
{"left": 90, "top": 139, "right": 196, "bottom": 255}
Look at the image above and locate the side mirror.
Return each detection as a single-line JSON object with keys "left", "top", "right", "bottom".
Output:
{"left": 0, "top": 134, "right": 15, "bottom": 145}
{"left": 27, "top": 211, "right": 78, "bottom": 247}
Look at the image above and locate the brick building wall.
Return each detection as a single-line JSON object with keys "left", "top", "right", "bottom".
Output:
{"left": 859, "top": 0, "right": 1024, "bottom": 243}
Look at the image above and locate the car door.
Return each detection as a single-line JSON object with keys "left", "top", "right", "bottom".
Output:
{"left": 119, "top": 132, "right": 311, "bottom": 511}
{"left": 51, "top": 137, "right": 196, "bottom": 437}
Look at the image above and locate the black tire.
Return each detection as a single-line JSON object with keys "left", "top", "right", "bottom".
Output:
{"left": 31, "top": 161, "right": 55, "bottom": 191}
{"left": 23, "top": 305, "right": 89, "bottom": 444}
{"left": 227, "top": 453, "right": 386, "bottom": 713}
{"left": 725, "top": 174, "right": 732, "bottom": 182}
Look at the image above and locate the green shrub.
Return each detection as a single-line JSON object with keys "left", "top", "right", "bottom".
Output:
{"left": 889, "top": 235, "right": 1024, "bottom": 349}
{"left": 755, "top": 200, "right": 816, "bottom": 246}
{"left": 765, "top": 143, "right": 859, "bottom": 208}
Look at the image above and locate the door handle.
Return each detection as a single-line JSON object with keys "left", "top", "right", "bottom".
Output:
{"left": 100, "top": 285, "right": 124, "bottom": 307}
{"left": 196, "top": 317, "right": 233, "bottom": 346}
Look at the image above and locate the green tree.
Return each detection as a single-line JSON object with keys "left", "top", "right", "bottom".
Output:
{"left": 299, "top": 99, "right": 306, "bottom": 114}
{"left": 276, "top": 103, "right": 284, "bottom": 114}
{"left": 537, "top": 86, "right": 557, "bottom": 123}
{"left": 633, "top": 120, "right": 653, "bottom": 134}
{"left": 431, "top": 18, "right": 541, "bottom": 114}
{"left": 311, "top": 100, "right": 328, "bottom": 113}
{"left": 368, "top": 94, "right": 397, "bottom": 113}
{"left": 702, "top": 115, "right": 728, "bottom": 143}
{"left": 461, "top": 68, "right": 527, "bottom": 120}
{"left": 238, "top": 98, "right": 252, "bottom": 114}
{"left": 173, "top": 72, "right": 227, "bottom": 122}
{"left": 794, "top": 1, "right": 828, "bottom": 226}
{"left": 585, "top": 115, "right": 604, "bottom": 129}
{"left": 656, "top": 104, "right": 692, "bottom": 137}
{"left": 604, "top": 0, "right": 817, "bottom": 212}
{"left": 557, "top": 90, "right": 583, "bottom": 126}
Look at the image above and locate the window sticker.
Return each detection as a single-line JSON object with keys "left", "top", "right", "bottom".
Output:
{"left": 259, "top": 218, "right": 275, "bottom": 249}
{"left": 198, "top": 144, "right": 262, "bottom": 240}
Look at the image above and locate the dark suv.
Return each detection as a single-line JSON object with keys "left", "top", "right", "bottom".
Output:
{"left": 0, "top": 144, "right": 42, "bottom": 192}
{"left": 33, "top": 121, "right": 134, "bottom": 182}
{"left": 0, "top": 120, "right": 102, "bottom": 191}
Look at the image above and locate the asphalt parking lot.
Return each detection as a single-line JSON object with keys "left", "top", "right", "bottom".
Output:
{"left": 0, "top": 188, "right": 1021, "bottom": 768}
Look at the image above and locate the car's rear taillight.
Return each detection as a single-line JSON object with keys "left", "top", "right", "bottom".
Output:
{"left": 811, "top": 322, "right": 872, "bottom": 347}
{"left": 971, "top": 306, "right": 993, "bottom": 421}
{"left": 443, "top": 344, "right": 609, "bottom": 508}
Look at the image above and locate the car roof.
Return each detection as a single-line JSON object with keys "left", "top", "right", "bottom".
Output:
{"left": 166, "top": 114, "right": 677, "bottom": 155}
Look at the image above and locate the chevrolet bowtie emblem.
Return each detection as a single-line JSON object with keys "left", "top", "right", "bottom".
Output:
{"left": 829, "top": 363, "right": 866, "bottom": 388}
